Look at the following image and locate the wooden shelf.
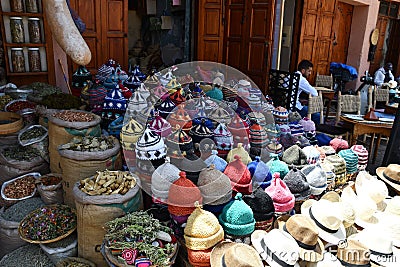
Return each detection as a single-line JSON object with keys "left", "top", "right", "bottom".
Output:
{"left": 7, "top": 71, "right": 48, "bottom": 76}
{"left": 2, "top": 12, "right": 43, "bottom": 17}
{"left": 5, "top": 43, "right": 45, "bottom": 47}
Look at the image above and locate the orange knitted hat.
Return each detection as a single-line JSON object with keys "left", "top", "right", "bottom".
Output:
{"left": 168, "top": 171, "right": 203, "bottom": 216}
{"left": 187, "top": 248, "right": 212, "bottom": 267}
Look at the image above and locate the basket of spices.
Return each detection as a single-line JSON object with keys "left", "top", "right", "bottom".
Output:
{"left": 1, "top": 172, "right": 41, "bottom": 201}
{"left": 0, "top": 112, "right": 23, "bottom": 135}
{"left": 18, "top": 204, "right": 77, "bottom": 244}
{"left": 103, "top": 211, "right": 179, "bottom": 267}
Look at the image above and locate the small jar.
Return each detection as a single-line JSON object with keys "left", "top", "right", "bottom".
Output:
{"left": 10, "top": 0, "right": 24, "bottom": 12}
{"left": 11, "top": 48, "right": 25, "bottom": 72}
{"left": 28, "top": 18, "right": 41, "bottom": 43}
{"left": 28, "top": 48, "right": 41, "bottom": 72}
{"left": 25, "top": 0, "right": 39, "bottom": 13}
{"left": 10, "top": 17, "right": 25, "bottom": 43}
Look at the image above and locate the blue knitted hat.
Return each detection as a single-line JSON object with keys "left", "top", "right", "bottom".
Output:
{"left": 219, "top": 193, "right": 256, "bottom": 236}
{"left": 247, "top": 157, "right": 272, "bottom": 189}
{"left": 267, "top": 155, "right": 289, "bottom": 179}
{"left": 205, "top": 86, "right": 223, "bottom": 101}
{"left": 204, "top": 150, "right": 228, "bottom": 172}
{"left": 289, "top": 122, "right": 304, "bottom": 137}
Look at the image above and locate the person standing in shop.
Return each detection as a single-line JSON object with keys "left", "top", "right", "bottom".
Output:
{"left": 295, "top": 60, "right": 320, "bottom": 124}
{"left": 374, "top": 62, "right": 395, "bottom": 86}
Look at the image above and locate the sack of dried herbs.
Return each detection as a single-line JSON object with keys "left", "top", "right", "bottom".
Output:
{"left": 0, "top": 197, "right": 45, "bottom": 258}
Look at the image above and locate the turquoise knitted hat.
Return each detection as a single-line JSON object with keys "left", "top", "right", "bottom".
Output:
{"left": 267, "top": 155, "right": 289, "bottom": 179}
{"left": 338, "top": 149, "right": 359, "bottom": 174}
{"left": 219, "top": 193, "right": 256, "bottom": 236}
{"left": 205, "top": 86, "right": 223, "bottom": 101}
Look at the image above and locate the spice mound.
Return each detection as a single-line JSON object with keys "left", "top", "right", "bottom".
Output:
{"left": 6, "top": 100, "right": 36, "bottom": 113}
{"left": 3, "top": 145, "right": 41, "bottom": 161}
{"left": 3, "top": 175, "right": 36, "bottom": 200}
{"left": 39, "top": 175, "right": 62, "bottom": 186}
{"left": 20, "top": 125, "right": 47, "bottom": 141}
{"left": 19, "top": 204, "right": 77, "bottom": 243}
{"left": 79, "top": 170, "right": 137, "bottom": 196}
{"left": 59, "top": 136, "right": 114, "bottom": 152}
{"left": 53, "top": 110, "right": 94, "bottom": 122}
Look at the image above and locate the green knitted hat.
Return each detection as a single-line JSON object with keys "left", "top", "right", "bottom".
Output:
{"left": 219, "top": 193, "right": 256, "bottom": 236}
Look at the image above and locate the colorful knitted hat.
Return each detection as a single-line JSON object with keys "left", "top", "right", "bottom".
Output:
{"left": 224, "top": 155, "right": 253, "bottom": 195}
{"left": 288, "top": 111, "right": 302, "bottom": 123}
{"left": 227, "top": 115, "right": 250, "bottom": 148}
{"left": 282, "top": 144, "right": 308, "bottom": 168}
{"left": 289, "top": 122, "right": 304, "bottom": 137}
{"left": 329, "top": 137, "right": 349, "bottom": 153}
{"left": 205, "top": 86, "right": 223, "bottom": 101}
{"left": 226, "top": 143, "right": 252, "bottom": 165}
{"left": 157, "top": 97, "right": 176, "bottom": 119}
{"left": 192, "top": 117, "right": 214, "bottom": 130}
{"left": 198, "top": 165, "right": 232, "bottom": 206}
{"left": 167, "top": 105, "right": 192, "bottom": 132}
{"left": 325, "top": 155, "right": 347, "bottom": 186}
{"left": 135, "top": 127, "right": 167, "bottom": 160}
{"left": 338, "top": 149, "right": 359, "bottom": 175}
{"left": 219, "top": 193, "right": 256, "bottom": 236}
{"left": 262, "top": 110, "right": 275, "bottom": 125}
{"left": 299, "top": 117, "right": 316, "bottom": 133}
{"left": 169, "top": 88, "right": 185, "bottom": 106}
{"left": 208, "top": 107, "right": 231, "bottom": 125}
{"left": 302, "top": 145, "right": 321, "bottom": 164}
{"left": 266, "top": 155, "right": 289, "bottom": 179}
{"left": 247, "top": 157, "right": 272, "bottom": 189}
{"left": 165, "top": 126, "right": 194, "bottom": 159}
{"left": 243, "top": 187, "right": 275, "bottom": 222}
{"left": 120, "top": 117, "right": 144, "bottom": 150}
{"left": 266, "top": 142, "right": 284, "bottom": 156}
{"left": 265, "top": 124, "right": 280, "bottom": 140}
{"left": 351, "top": 145, "right": 368, "bottom": 171}
{"left": 295, "top": 135, "right": 311, "bottom": 148}
{"left": 279, "top": 133, "right": 297, "bottom": 150}
{"left": 165, "top": 77, "right": 182, "bottom": 93}
{"left": 249, "top": 123, "right": 268, "bottom": 148}
{"left": 301, "top": 164, "right": 328, "bottom": 196}
{"left": 321, "top": 145, "right": 336, "bottom": 156}
{"left": 247, "top": 94, "right": 262, "bottom": 109}
{"left": 96, "top": 59, "right": 115, "bottom": 82}
{"left": 88, "top": 81, "right": 107, "bottom": 108}
{"left": 272, "top": 106, "right": 289, "bottom": 125}
{"left": 304, "top": 131, "right": 318, "bottom": 146}
{"left": 204, "top": 150, "right": 228, "bottom": 172}
{"left": 152, "top": 83, "right": 169, "bottom": 99}
{"left": 124, "top": 73, "right": 142, "bottom": 90}
{"left": 189, "top": 119, "right": 214, "bottom": 150}
{"left": 151, "top": 158, "right": 180, "bottom": 202}
{"left": 279, "top": 124, "right": 291, "bottom": 135}
{"left": 168, "top": 171, "right": 203, "bottom": 216}
{"left": 102, "top": 86, "right": 127, "bottom": 112}
{"left": 321, "top": 161, "right": 336, "bottom": 190}
{"left": 213, "top": 123, "right": 234, "bottom": 156}
{"left": 265, "top": 174, "right": 295, "bottom": 213}
{"left": 184, "top": 203, "right": 225, "bottom": 250}
{"left": 148, "top": 112, "right": 172, "bottom": 137}
{"left": 187, "top": 248, "right": 212, "bottom": 267}
{"left": 283, "top": 168, "right": 311, "bottom": 201}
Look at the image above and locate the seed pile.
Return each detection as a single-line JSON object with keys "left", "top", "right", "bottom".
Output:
{"left": 79, "top": 170, "right": 137, "bottom": 196}
{"left": 1, "top": 197, "right": 44, "bottom": 222}
{"left": 0, "top": 244, "right": 54, "bottom": 267}
{"left": 59, "top": 136, "right": 114, "bottom": 152}
{"left": 53, "top": 111, "right": 94, "bottom": 122}
{"left": 20, "top": 126, "right": 47, "bottom": 141}
{"left": 3, "top": 175, "right": 36, "bottom": 199}
{"left": 3, "top": 145, "right": 40, "bottom": 161}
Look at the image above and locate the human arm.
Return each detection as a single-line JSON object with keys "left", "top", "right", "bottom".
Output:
{"left": 374, "top": 69, "right": 385, "bottom": 86}
{"left": 299, "top": 76, "right": 318, "bottom": 96}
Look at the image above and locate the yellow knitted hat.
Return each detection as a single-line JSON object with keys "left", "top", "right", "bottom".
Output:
{"left": 184, "top": 203, "right": 225, "bottom": 250}
{"left": 226, "top": 143, "right": 252, "bottom": 165}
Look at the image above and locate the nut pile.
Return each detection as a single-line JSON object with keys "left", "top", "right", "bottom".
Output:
{"left": 39, "top": 175, "right": 62, "bottom": 186}
{"left": 3, "top": 175, "right": 36, "bottom": 199}
{"left": 79, "top": 170, "right": 137, "bottom": 196}
{"left": 3, "top": 145, "right": 40, "bottom": 161}
{"left": 6, "top": 100, "right": 36, "bottom": 113}
{"left": 20, "top": 126, "right": 47, "bottom": 141}
{"left": 59, "top": 136, "right": 114, "bottom": 152}
{"left": 53, "top": 110, "right": 94, "bottom": 122}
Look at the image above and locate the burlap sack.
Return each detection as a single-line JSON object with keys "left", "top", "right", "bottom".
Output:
{"left": 0, "top": 208, "right": 26, "bottom": 259}
{"left": 48, "top": 110, "right": 101, "bottom": 173}
{"left": 59, "top": 136, "right": 122, "bottom": 207}
{"left": 37, "top": 173, "right": 63, "bottom": 205}
{"left": 73, "top": 180, "right": 142, "bottom": 267}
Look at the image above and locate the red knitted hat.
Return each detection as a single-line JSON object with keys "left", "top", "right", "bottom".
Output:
{"left": 187, "top": 248, "right": 212, "bottom": 267}
{"left": 169, "top": 88, "right": 185, "bottom": 106}
{"left": 168, "top": 171, "right": 203, "bottom": 216}
{"left": 223, "top": 155, "right": 252, "bottom": 195}
{"left": 167, "top": 105, "right": 192, "bottom": 132}
{"left": 329, "top": 137, "right": 349, "bottom": 153}
{"left": 228, "top": 114, "right": 250, "bottom": 148}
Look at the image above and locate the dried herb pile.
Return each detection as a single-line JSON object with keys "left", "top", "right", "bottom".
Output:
{"left": 40, "top": 93, "right": 82, "bottom": 110}
{"left": 104, "top": 211, "right": 175, "bottom": 266}
{"left": 59, "top": 136, "right": 114, "bottom": 152}
{"left": 20, "top": 126, "right": 47, "bottom": 141}
{"left": 3, "top": 145, "right": 41, "bottom": 161}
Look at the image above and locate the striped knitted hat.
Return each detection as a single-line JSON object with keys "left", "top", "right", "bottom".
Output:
{"left": 351, "top": 145, "right": 368, "bottom": 171}
{"left": 168, "top": 172, "right": 203, "bottom": 216}
{"left": 338, "top": 149, "right": 359, "bottom": 175}
{"left": 249, "top": 123, "right": 268, "bottom": 148}
{"left": 224, "top": 155, "right": 253, "bottom": 195}
{"left": 228, "top": 115, "right": 250, "bottom": 148}
{"left": 272, "top": 106, "right": 289, "bottom": 125}
{"left": 167, "top": 105, "right": 192, "bottom": 132}
{"left": 279, "top": 124, "right": 291, "bottom": 134}
{"left": 321, "top": 145, "right": 336, "bottom": 157}
{"left": 213, "top": 123, "right": 234, "bottom": 156}
{"left": 248, "top": 112, "right": 266, "bottom": 127}
{"left": 221, "top": 85, "right": 238, "bottom": 101}
{"left": 289, "top": 122, "right": 304, "bottom": 137}
{"left": 208, "top": 107, "right": 232, "bottom": 125}
{"left": 198, "top": 165, "right": 232, "bottom": 206}
{"left": 88, "top": 81, "right": 107, "bottom": 108}
{"left": 325, "top": 155, "right": 347, "bottom": 186}
{"left": 165, "top": 126, "right": 194, "bottom": 159}
{"left": 157, "top": 97, "right": 176, "bottom": 119}
{"left": 120, "top": 117, "right": 144, "bottom": 150}
{"left": 102, "top": 86, "right": 127, "bottom": 112}
{"left": 247, "top": 94, "right": 261, "bottom": 109}
{"left": 184, "top": 204, "right": 224, "bottom": 250}
{"left": 189, "top": 119, "right": 214, "bottom": 150}
{"left": 266, "top": 142, "right": 284, "bottom": 156}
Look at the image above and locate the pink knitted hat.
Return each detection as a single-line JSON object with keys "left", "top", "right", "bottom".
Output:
{"left": 299, "top": 117, "right": 316, "bottom": 132}
{"left": 265, "top": 174, "right": 295, "bottom": 213}
{"left": 329, "top": 137, "right": 349, "bottom": 153}
{"left": 224, "top": 155, "right": 252, "bottom": 195}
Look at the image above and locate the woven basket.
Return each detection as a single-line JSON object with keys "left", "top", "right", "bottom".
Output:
{"left": 104, "top": 242, "right": 179, "bottom": 267}
{"left": 18, "top": 205, "right": 77, "bottom": 244}
{"left": 0, "top": 112, "right": 23, "bottom": 135}
{"left": 56, "top": 257, "right": 96, "bottom": 267}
